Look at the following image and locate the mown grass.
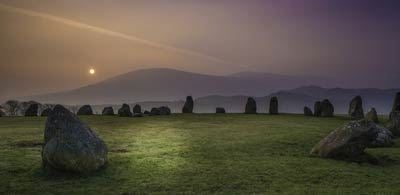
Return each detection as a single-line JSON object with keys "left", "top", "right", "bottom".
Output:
{"left": 0, "top": 114, "right": 400, "bottom": 194}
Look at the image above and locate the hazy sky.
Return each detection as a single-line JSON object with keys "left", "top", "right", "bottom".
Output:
{"left": 0, "top": 0, "right": 399, "bottom": 100}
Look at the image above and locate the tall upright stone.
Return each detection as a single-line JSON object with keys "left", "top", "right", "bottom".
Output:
{"left": 42, "top": 105, "right": 107, "bottom": 173}
{"left": 387, "top": 111, "right": 400, "bottom": 136}
{"left": 77, "top": 105, "right": 93, "bottom": 115}
{"left": 133, "top": 104, "right": 142, "bottom": 114}
{"left": 182, "top": 96, "right": 194, "bottom": 113}
{"left": 269, "top": 96, "right": 279, "bottom": 115}
{"left": 118, "top": 104, "right": 132, "bottom": 117}
{"left": 304, "top": 106, "right": 313, "bottom": 116}
{"left": 245, "top": 97, "right": 257, "bottom": 114}
{"left": 366, "top": 108, "right": 379, "bottom": 123}
{"left": 348, "top": 96, "right": 364, "bottom": 120}
{"left": 390, "top": 92, "right": 400, "bottom": 119}
{"left": 321, "top": 99, "right": 334, "bottom": 117}
{"left": 314, "top": 101, "right": 322, "bottom": 117}
{"left": 25, "top": 103, "right": 39, "bottom": 116}
{"left": 391, "top": 92, "right": 400, "bottom": 113}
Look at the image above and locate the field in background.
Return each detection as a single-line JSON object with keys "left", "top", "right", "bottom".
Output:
{"left": 1, "top": 114, "right": 400, "bottom": 194}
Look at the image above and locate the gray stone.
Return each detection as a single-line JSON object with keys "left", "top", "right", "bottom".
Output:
{"left": 216, "top": 107, "right": 226, "bottom": 113}
{"left": 245, "top": 97, "right": 257, "bottom": 114}
{"left": 314, "top": 101, "right": 322, "bottom": 117}
{"left": 269, "top": 96, "right": 279, "bottom": 115}
{"left": 304, "top": 106, "right": 313, "bottom": 116}
{"left": 102, "top": 107, "right": 114, "bottom": 116}
{"left": 133, "top": 104, "right": 142, "bottom": 114}
{"left": 348, "top": 96, "right": 364, "bottom": 120}
{"left": 118, "top": 104, "right": 132, "bottom": 117}
{"left": 366, "top": 108, "right": 379, "bottom": 123}
{"left": 77, "top": 105, "right": 93, "bottom": 115}
{"left": 321, "top": 99, "right": 334, "bottom": 117}
{"left": 310, "top": 120, "right": 382, "bottom": 159}
{"left": 369, "top": 125, "right": 394, "bottom": 148}
{"left": 42, "top": 105, "right": 107, "bottom": 173}
{"left": 25, "top": 103, "right": 39, "bottom": 116}
{"left": 391, "top": 92, "right": 400, "bottom": 113}
{"left": 159, "top": 106, "right": 171, "bottom": 115}
{"left": 150, "top": 107, "right": 160, "bottom": 116}
{"left": 182, "top": 96, "right": 194, "bottom": 113}
{"left": 41, "top": 108, "right": 52, "bottom": 117}
{"left": 387, "top": 111, "right": 400, "bottom": 136}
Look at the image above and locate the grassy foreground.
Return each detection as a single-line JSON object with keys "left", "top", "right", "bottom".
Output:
{"left": 0, "top": 114, "right": 400, "bottom": 194}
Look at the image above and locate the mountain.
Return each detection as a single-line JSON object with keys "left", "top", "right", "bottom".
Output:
{"left": 22, "top": 68, "right": 341, "bottom": 105}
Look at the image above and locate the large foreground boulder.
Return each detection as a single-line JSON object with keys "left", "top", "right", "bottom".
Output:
{"left": 314, "top": 101, "right": 322, "bottom": 117}
{"left": 182, "top": 96, "right": 194, "bottom": 113}
{"left": 42, "top": 105, "right": 107, "bottom": 173}
{"left": 245, "top": 97, "right": 257, "bottom": 114}
{"left": 25, "top": 103, "right": 39, "bottom": 116}
{"left": 304, "top": 107, "right": 313, "bottom": 116}
{"left": 320, "top": 99, "right": 334, "bottom": 117}
{"left": 216, "top": 107, "right": 226, "bottom": 113}
{"left": 77, "top": 105, "right": 93, "bottom": 115}
{"left": 102, "top": 107, "right": 114, "bottom": 116}
{"left": 269, "top": 96, "right": 279, "bottom": 114}
{"left": 366, "top": 108, "right": 379, "bottom": 123}
{"left": 370, "top": 125, "right": 394, "bottom": 148}
{"left": 387, "top": 111, "right": 400, "bottom": 136}
{"left": 118, "top": 104, "right": 132, "bottom": 117}
{"left": 348, "top": 96, "right": 364, "bottom": 120}
{"left": 132, "top": 104, "right": 142, "bottom": 114}
{"left": 310, "top": 120, "right": 391, "bottom": 160}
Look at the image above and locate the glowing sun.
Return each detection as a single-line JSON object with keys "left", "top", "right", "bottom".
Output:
{"left": 89, "top": 68, "right": 95, "bottom": 75}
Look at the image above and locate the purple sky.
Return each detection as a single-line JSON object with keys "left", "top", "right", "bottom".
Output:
{"left": 0, "top": 0, "right": 399, "bottom": 100}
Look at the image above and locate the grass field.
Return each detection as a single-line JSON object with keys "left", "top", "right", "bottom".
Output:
{"left": 1, "top": 114, "right": 400, "bottom": 194}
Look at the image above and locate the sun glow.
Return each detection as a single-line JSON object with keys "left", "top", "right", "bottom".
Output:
{"left": 89, "top": 68, "right": 95, "bottom": 75}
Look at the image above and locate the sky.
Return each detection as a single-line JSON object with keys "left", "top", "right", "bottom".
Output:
{"left": 0, "top": 0, "right": 399, "bottom": 101}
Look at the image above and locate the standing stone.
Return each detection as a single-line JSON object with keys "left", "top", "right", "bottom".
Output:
{"left": 150, "top": 107, "right": 161, "bottom": 116}
{"left": 348, "top": 96, "right": 364, "bottom": 120}
{"left": 42, "top": 105, "right": 107, "bottom": 173}
{"left": 321, "top": 99, "right": 334, "bottom": 117}
{"left": 245, "top": 97, "right": 257, "bottom": 114}
{"left": 366, "top": 108, "right": 379, "bottom": 123}
{"left": 304, "top": 107, "right": 313, "bottom": 116}
{"left": 25, "top": 103, "right": 39, "bottom": 116}
{"left": 118, "top": 104, "right": 132, "bottom": 117}
{"left": 391, "top": 92, "right": 400, "bottom": 113}
{"left": 132, "top": 104, "right": 142, "bottom": 114}
{"left": 310, "top": 119, "right": 383, "bottom": 160}
{"left": 216, "top": 107, "right": 226, "bottom": 113}
{"left": 102, "top": 107, "right": 114, "bottom": 116}
{"left": 77, "top": 105, "right": 93, "bottom": 115}
{"left": 387, "top": 111, "right": 400, "bottom": 136}
{"left": 269, "top": 96, "right": 279, "bottom": 115}
{"left": 41, "top": 108, "right": 52, "bottom": 117}
{"left": 159, "top": 106, "right": 171, "bottom": 115}
{"left": 0, "top": 108, "right": 5, "bottom": 117}
{"left": 182, "top": 96, "right": 194, "bottom": 113}
{"left": 314, "top": 101, "right": 322, "bottom": 117}
{"left": 390, "top": 92, "right": 400, "bottom": 119}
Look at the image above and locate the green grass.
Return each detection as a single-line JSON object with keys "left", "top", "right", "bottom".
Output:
{"left": 1, "top": 114, "right": 400, "bottom": 194}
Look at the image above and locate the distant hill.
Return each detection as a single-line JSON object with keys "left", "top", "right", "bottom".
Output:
{"left": 22, "top": 68, "right": 341, "bottom": 105}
